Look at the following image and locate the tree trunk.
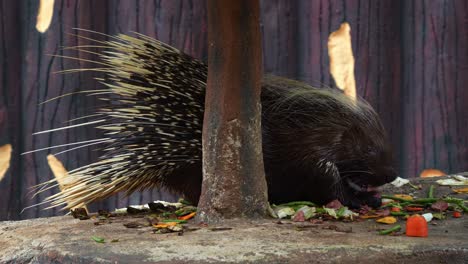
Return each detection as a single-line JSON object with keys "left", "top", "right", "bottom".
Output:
{"left": 197, "top": 0, "right": 268, "bottom": 223}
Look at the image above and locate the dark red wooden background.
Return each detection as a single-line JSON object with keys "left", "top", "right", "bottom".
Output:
{"left": 0, "top": 0, "right": 467, "bottom": 220}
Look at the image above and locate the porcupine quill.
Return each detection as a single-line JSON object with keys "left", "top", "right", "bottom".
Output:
{"left": 28, "top": 30, "right": 397, "bottom": 210}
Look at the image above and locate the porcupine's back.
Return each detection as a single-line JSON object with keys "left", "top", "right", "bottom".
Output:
{"left": 260, "top": 76, "right": 390, "bottom": 205}
{"left": 38, "top": 32, "right": 393, "bottom": 209}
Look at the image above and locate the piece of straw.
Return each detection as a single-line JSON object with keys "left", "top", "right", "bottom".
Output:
{"left": 328, "top": 22, "right": 356, "bottom": 101}
{"left": 0, "top": 144, "right": 12, "bottom": 182}
{"left": 36, "top": 0, "right": 55, "bottom": 33}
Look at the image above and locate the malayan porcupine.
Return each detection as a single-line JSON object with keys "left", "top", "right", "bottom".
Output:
{"left": 33, "top": 31, "right": 397, "bottom": 210}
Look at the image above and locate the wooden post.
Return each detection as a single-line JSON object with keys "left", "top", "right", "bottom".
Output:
{"left": 197, "top": 0, "right": 268, "bottom": 223}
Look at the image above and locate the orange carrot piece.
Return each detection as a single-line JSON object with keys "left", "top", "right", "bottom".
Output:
{"left": 391, "top": 207, "right": 401, "bottom": 212}
{"left": 153, "top": 222, "right": 178, "bottom": 228}
{"left": 406, "top": 215, "right": 428, "bottom": 237}
{"left": 178, "top": 212, "right": 196, "bottom": 221}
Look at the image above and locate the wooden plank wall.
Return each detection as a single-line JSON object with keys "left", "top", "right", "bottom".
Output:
{"left": 0, "top": 0, "right": 467, "bottom": 220}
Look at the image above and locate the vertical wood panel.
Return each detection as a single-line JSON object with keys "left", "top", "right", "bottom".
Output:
{"left": 0, "top": 0, "right": 22, "bottom": 220}
{"left": 400, "top": 0, "right": 468, "bottom": 178}
{"left": 260, "top": 0, "right": 299, "bottom": 78}
{"left": 18, "top": 0, "right": 109, "bottom": 219}
{"left": 0, "top": 0, "right": 467, "bottom": 220}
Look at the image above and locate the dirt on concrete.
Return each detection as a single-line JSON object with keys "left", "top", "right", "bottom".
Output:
{"left": 0, "top": 177, "right": 467, "bottom": 264}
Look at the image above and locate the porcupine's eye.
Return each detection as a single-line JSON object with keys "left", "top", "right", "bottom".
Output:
{"left": 364, "top": 147, "right": 398, "bottom": 186}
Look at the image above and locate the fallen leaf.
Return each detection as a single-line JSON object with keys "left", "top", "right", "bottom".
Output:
{"left": 376, "top": 216, "right": 397, "bottom": 224}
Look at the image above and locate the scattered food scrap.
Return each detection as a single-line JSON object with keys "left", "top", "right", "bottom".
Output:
{"left": 453, "top": 187, "right": 468, "bottom": 194}
{"left": 75, "top": 175, "right": 466, "bottom": 240}
{"left": 420, "top": 169, "right": 446, "bottom": 178}
{"left": 91, "top": 236, "right": 105, "bottom": 243}
{"left": 390, "top": 177, "right": 410, "bottom": 188}
{"left": 436, "top": 175, "right": 468, "bottom": 186}
{"left": 406, "top": 215, "right": 428, "bottom": 237}
{"left": 71, "top": 207, "right": 89, "bottom": 220}
{"left": 376, "top": 216, "right": 397, "bottom": 224}
{"left": 379, "top": 225, "right": 401, "bottom": 235}
{"left": 453, "top": 211, "right": 462, "bottom": 218}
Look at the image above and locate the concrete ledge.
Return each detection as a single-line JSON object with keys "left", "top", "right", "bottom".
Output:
{"left": 1, "top": 177, "right": 467, "bottom": 263}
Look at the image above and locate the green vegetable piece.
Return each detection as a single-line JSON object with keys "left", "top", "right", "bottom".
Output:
{"left": 427, "top": 185, "right": 435, "bottom": 199}
{"left": 175, "top": 206, "right": 197, "bottom": 216}
{"left": 276, "top": 201, "right": 317, "bottom": 207}
{"left": 324, "top": 207, "right": 338, "bottom": 219}
{"left": 161, "top": 219, "right": 187, "bottom": 224}
{"left": 432, "top": 213, "right": 445, "bottom": 220}
{"left": 178, "top": 198, "right": 193, "bottom": 206}
{"left": 161, "top": 212, "right": 173, "bottom": 217}
{"left": 336, "top": 207, "right": 346, "bottom": 217}
{"left": 390, "top": 212, "right": 408, "bottom": 216}
{"left": 92, "top": 236, "right": 105, "bottom": 243}
{"left": 378, "top": 225, "right": 401, "bottom": 235}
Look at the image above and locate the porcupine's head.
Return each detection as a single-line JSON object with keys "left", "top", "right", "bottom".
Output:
{"left": 335, "top": 102, "right": 398, "bottom": 208}
{"left": 261, "top": 76, "right": 397, "bottom": 208}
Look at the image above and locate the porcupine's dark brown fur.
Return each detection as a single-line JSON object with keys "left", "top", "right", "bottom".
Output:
{"left": 34, "top": 31, "right": 397, "bottom": 210}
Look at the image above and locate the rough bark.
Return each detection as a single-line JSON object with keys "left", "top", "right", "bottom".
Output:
{"left": 197, "top": 0, "right": 268, "bottom": 222}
